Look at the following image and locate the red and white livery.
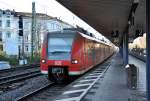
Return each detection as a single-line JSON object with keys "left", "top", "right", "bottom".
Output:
{"left": 40, "top": 28, "right": 115, "bottom": 82}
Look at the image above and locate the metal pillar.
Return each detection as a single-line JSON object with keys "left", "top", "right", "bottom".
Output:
{"left": 123, "top": 33, "right": 128, "bottom": 65}
{"left": 146, "top": 0, "right": 150, "bottom": 100}
{"left": 21, "top": 18, "right": 24, "bottom": 64}
{"left": 119, "top": 44, "right": 123, "bottom": 58}
{"left": 123, "top": 34, "right": 125, "bottom": 62}
{"left": 31, "top": 2, "right": 36, "bottom": 59}
{"left": 125, "top": 32, "right": 128, "bottom": 64}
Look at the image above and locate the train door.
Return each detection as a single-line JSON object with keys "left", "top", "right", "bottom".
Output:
{"left": 83, "top": 39, "right": 88, "bottom": 70}
{"left": 101, "top": 44, "right": 103, "bottom": 60}
{"left": 99, "top": 44, "right": 101, "bottom": 61}
{"left": 102, "top": 44, "right": 105, "bottom": 59}
{"left": 92, "top": 41, "right": 96, "bottom": 65}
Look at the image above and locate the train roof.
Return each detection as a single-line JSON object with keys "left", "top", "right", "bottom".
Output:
{"left": 63, "top": 28, "right": 111, "bottom": 47}
{"left": 79, "top": 32, "right": 111, "bottom": 46}
{"left": 47, "top": 29, "right": 112, "bottom": 47}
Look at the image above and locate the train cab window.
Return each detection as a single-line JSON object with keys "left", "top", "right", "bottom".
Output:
{"left": 47, "top": 33, "right": 75, "bottom": 60}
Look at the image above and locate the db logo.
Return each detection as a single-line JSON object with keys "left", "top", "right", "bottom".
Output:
{"left": 54, "top": 61, "right": 62, "bottom": 65}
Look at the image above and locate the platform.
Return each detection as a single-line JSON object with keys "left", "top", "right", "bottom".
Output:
{"left": 129, "top": 55, "right": 146, "bottom": 101}
{"left": 82, "top": 53, "right": 130, "bottom": 101}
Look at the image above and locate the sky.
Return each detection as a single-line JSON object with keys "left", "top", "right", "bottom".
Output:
{"left": 0, "top": 0, "right": 109, "bottom": 41}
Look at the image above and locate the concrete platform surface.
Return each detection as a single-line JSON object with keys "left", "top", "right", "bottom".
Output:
{"left": 129, "top": 55, "right": 147, "bottom": 101}
{"left": 129, "top": 55, "right": 146, "bottom": 92}
{"left": 82, "top": 53, "right": 131, "bottom": 101}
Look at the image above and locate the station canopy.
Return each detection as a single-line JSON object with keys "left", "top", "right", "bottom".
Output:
{"left": 56, "top": 0, "right": 145, "bottom": 45}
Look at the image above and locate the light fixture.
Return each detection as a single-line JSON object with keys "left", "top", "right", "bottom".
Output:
{"left": 41, "top": 59, "right": 46, "bottom": 63}
{"left": 72, "top": 59, "right": 78, "bottom": 64}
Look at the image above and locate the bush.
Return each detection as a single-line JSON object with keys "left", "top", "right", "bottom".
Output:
{"left": 0, "top": 53, "right": 18, "bottom": 66}
{"left": 27, "top": 54, "right": 40, "bottom": 64}
{"left": 0, "top": 52, "right": 40, "bottom": 66}
{"left": 8, "top": 57, "right": 18, "bottom": 66}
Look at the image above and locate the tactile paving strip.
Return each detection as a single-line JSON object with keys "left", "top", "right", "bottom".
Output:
{"left": 55, "top": 63, "right": 110, "bottom": 101}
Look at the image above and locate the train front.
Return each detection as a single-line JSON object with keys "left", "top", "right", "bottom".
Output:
{"left": 40, "top": 31, "right": 78, "bottom": 82}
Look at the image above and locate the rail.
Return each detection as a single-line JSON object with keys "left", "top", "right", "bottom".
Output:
{"left": 129, "top": 52, "right": 146, "bottom": 62}
{"left": 15, "top": 82, "right": 54, "bottom": 101}
{"left": 0, "top": 64, "right": 40, "bottom": 73}
{"left": 0, "top": 70, "right": 41, "bottom": 86}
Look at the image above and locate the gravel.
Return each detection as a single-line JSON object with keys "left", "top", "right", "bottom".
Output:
{"left": 0, "top": 75, "right": 50, "bottom": 101}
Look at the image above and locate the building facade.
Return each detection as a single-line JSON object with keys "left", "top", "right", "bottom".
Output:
{"left": 0, "top": 9, "right": 17, "bottom": 55}
{"left": 0, "top": 9, "right": 73, "bottom": 57}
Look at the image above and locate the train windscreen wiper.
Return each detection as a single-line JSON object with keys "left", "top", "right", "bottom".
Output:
{"left": 50, "top": 51, "right": 70, "bottom": 54}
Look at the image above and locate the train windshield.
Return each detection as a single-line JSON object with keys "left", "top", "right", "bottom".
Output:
{"left": 48, "top": 33, "right": 75, "bottom": 60}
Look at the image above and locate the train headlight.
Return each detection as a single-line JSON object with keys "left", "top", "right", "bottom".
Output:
{"left": 72, "top": 59, "right": 78, "bottom": 64}
{"left": 41, "top": 59, "right": 46, "bottom": 63}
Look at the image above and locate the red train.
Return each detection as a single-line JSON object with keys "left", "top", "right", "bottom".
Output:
{"left": 40, "top": 28, "right": 115, "bottom": 82}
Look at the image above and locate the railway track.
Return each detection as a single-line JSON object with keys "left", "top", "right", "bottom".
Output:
{"left": 0, "top": 64, "right": 40, "bottom": 77}
{"left": 15, "top": 82, "right": 55, "bottom": 101}
{"left": 0, "top": 69, "right": 41, "bottom": 86}
{"left": 14, "top": 82, "right": 70, "bottom": 101}
{"left": 0, "top": 64, "right": 39, "bottom": 73}
{"left": 129, "top": 52, "right": 146, "bottom": 62}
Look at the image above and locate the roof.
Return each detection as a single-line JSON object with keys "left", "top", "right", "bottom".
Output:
{"left": 56, "top": 0, "right": 146, "bottom": 43}
{"left": 0, "top": 9, "right": 72, "bottom": 27}
{"left": 15, "top": 11, "right": 73, "bottom": 27}
{"left": 15, "top": 12, "right": 53, "bottom": 19}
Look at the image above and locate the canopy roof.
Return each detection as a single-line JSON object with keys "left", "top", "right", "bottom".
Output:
{"left": 56, "top": 0, "right": 145, "bottom": 41}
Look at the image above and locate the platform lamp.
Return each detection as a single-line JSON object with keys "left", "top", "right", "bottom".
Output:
{"left": 111, "top": 30, "right": 119, "bottom": 38}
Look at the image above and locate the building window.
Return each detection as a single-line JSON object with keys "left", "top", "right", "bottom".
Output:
{"left": 56, "top": 25, "right": 59, "bottom": 29}
{"left": 25, "top": 46, "right": 28, "bottom": 52}
{"left": 54, "top": 24, "right": 56, "bottom": 30}
{"left": 6, "top": 15, "right": 10, "bottom": 18}
{"left": 0, "top": 45, "right": 3, "bottom": 51}
{"left": 6, "top": 20, "right": 10, "bottom": 27}
{"left": 58, "top": 25, "right": 61, "bottom": 29}
{"left": 25, "top": 35, "right": 28, "bottom": 42}
{"left": 0, "top": 20, "right": 2, "bottom": 27}
{"left": 0, "top": 31, "right": 2, "bottom": 41}
{"left": 51, "top": 23, "right": 54, "bottom": 29}
{"left": 18, "top": 36, "right": 21, "bottom": 42}
{"left": 24, "top": 22, "right": 29, "bottom": 29}
{"left": 6, "top": 32, "right": 11, "bottom": 38}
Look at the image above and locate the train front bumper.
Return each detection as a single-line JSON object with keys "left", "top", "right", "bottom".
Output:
{"left": 40, "top": 60, "right": 83, "bottom": 75}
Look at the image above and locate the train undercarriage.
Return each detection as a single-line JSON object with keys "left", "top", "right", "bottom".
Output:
{"left": 48, "top": 67, "right": 69, "bottom": 83}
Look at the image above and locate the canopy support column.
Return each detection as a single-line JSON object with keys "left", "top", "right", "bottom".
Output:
{"left": 123, "top": 33, "right": 128, "bottom": 65}
{"left": 146, "top": 0, "right": 150, "bottom": 100}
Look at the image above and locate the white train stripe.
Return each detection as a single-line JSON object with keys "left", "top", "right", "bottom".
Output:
{"left": 41, "top": 70, "right": 48, "bottom": 74}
